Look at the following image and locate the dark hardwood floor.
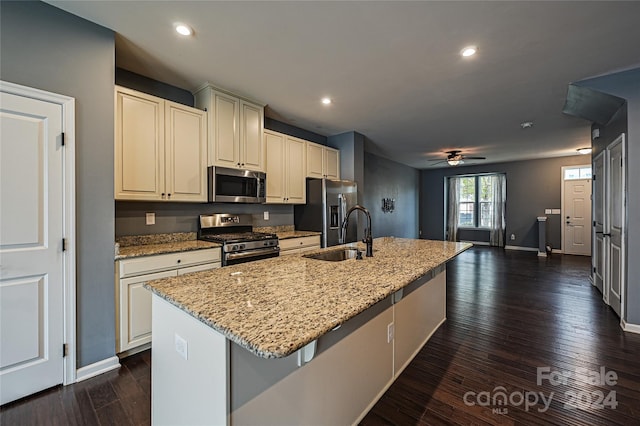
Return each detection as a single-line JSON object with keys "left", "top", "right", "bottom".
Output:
{"left": 2, "top": 247, "right": 639, "bottom": 425}
{"left": 362, "top": 247, "right": 640, "bottom": 425}
{"left": 0, "top": 350, "right": 151, "bottom": 426}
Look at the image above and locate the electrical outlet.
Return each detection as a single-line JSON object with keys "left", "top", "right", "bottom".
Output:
{"left": 174, "top": 333, "right": 188, "bottom": 360}
{"left": 263, "top": 211, "right": 269, "bottom": 221}
{"left": 510, "top": 233, "right": 516, "bottom": 241}
{"left": 387, "top": 322, "right": 395, "bottom": 343}
{"left": 145, "top": 212, "right": 155, "bottom": 225}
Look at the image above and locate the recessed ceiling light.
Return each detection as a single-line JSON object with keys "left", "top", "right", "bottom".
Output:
{"left": 175, "top": 23, "right": 193, "bottom": 36}
{"left": 577, "top": 147, "right": 592, "bottom": 155}
{"left": 520, "top": 121, "right": 534, "bottom": 129}
{"left": 460, "top": 46, "right": 477, "bottom": 57}
{"left": 321, "top": 97, "right": 332, "bottom": 105}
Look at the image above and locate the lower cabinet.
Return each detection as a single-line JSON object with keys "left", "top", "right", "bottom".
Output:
{"left": 279, "top": 235, "right": 321, "bottom": 256}
{"left": 115, "top": 248, "right": 221, "bottom": 354}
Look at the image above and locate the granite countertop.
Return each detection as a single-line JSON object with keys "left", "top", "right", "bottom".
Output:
{"left": 115, "top": 232, "right": 220, "bottom": 260}
{"left": 275, "top": 230, "right": 322, "bottom": 240}
{"left": 253, "top": 225, "right": 321, "bottom": 240}
{"left": 145, "top": 238, "right": 471, "bottom": 359}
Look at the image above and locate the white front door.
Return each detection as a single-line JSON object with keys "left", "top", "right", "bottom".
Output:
{"left": 564, "top": 178, "right": 592, "bottom": 256}
{"left": 592, "top": 152, "right": 606, "bottom": 297}
{"left": 0, "top": 91, "right": 65, "bottom": 404}
{"left": 607, "top": 135, "right": 625, "bottom": 317}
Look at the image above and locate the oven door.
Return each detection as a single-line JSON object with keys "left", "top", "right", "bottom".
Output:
{"left": 209, "top": 166, "right": 266, "bottom": 203}
{"left": 224, "top": 247, "right": 280, "bottom": 266}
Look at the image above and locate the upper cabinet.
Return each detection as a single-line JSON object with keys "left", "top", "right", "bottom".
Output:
{"left": 194, "top": 85, "right": 264, "bottom": 172}
{"left": 264, "top": 130, "right": 306, "bottom": 204}
{"left": 115, "top": 86, "right": 207, "bottom": 202}
{"left": 306, "top": 142, "right": 340, "bottom": 180}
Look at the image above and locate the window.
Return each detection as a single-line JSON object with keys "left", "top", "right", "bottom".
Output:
{"left": 564, "top": 166, "right": 592, "bottom": 180}
{"left": 455, "top": 175, "right": 498, "bottom": 228}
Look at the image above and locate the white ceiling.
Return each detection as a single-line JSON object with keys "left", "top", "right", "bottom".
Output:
{"left": 47, "top": 1, "right": 640, "bottom": 169}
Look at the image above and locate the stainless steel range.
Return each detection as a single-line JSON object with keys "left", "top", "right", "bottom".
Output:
{"left": 198, "top": 214, "right": 279, "bottom": 266}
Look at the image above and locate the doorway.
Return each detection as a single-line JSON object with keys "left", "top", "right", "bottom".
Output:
{"left": 591, "top": 134, "right": 626, "bottom": 318}
{"left": 561, "top": 165, "right": 592, "bottom": 256}
{"left": 0, "top": 81, "right": 76, "bottom": 404}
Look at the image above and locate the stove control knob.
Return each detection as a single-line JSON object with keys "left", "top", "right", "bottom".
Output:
{"left": 231, "top": 245, "right": 238, "bottom": 251}
{"left": 239, "top": 244, "right": 246, "bottom": 250}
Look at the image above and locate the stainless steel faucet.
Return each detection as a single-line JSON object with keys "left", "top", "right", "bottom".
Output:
{"left": 340, "top": 205, "right": 373, "bottom": 257}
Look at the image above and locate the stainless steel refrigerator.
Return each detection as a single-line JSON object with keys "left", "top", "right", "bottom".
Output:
{"left": 294, "top": 179, "right": 358, "bottom": 247}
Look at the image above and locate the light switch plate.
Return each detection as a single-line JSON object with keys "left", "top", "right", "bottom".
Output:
{"left": 551, "top": 209, "right": 561, "bottom": 215}
{"left": 545, "top": 209, "right": 552, "bottom": 214}
{"left": 263, "top": 211, "right": 269, "bottom": 221}
{"left": 146, "top": 212, "right": 155, "bottom": 225}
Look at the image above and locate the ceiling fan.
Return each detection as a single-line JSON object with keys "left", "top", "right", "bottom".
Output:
{"left": 428, "top": 150, "right": 487, "bottom": 166}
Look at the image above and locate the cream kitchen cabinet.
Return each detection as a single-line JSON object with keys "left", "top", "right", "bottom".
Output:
{"left": 194, "top": 84, "right": 264, "bottom": 171}
{"left": 115, "top": 86, "right": 207, "bottom": 202}
{"left": 115, "top": 248, "right": 221, "bottom": 355}
{"left": 264, "top": 130, "right": 306, "bottom": 204}
{"left": 279, "top": 235, "right": 321, "bottom": 256}
{"left": 306, "top": 142, "right": 340, "bottom": 180}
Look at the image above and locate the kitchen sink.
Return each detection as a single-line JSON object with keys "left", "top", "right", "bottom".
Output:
{"left": 303, "top": 247, "right": 360, "bottom": 262}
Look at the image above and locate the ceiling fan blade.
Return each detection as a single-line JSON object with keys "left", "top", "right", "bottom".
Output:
{"left": 427, "top": 160, "right": 447, "bottom": 165}
{"left": 427, "top": 158, "right": 446, "bottom": 162}
{"left": 462, "top": 156, "right": 486, "bottom": 160}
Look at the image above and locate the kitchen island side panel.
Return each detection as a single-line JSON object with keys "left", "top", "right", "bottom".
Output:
{"left": 151, "top": 296, "right": 229, "bottom": 426}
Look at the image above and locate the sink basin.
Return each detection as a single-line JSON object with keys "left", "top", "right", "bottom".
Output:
{"left": 303, "top": 247, "right": 360, "bottom": 262}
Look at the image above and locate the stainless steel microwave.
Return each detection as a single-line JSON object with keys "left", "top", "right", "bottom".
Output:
{"left": 208, "top": 166, "right": 266, "bottom": 203}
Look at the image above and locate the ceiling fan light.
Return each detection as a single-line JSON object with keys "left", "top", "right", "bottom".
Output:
{"left": 447, "top": 159, "right": 460, "bottom": 166}
{"left": 577, "top": 147, "right": 592, "bottom": 155}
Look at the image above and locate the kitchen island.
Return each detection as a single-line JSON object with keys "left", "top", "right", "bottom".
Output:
{"left": 145, "top": 237, "right": 470, "bottom": 425}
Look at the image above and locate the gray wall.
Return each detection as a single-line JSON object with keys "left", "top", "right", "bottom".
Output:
{"left": 575, "top": 68, "right": 639, "bottom": 325}
{"left": 1, "top": 1, "right": 115, "bottom": 367}
{"left": 116, "top": 202, "right": 293, "bottom": 236}
{"left": 116, "top": 68, "right": 194, "bottom": 106}
{"left": 420, "top": 155, "right": 589, "bottom": 249}
{"left": 264, "top": 118, "right": 327, "bottom": 145}
{"left": 363, "top": 152, "right": 419, "bottom": 238}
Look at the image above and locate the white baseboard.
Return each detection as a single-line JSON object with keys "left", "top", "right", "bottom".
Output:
{"left": 552, "top": 249, "right": 563, "bottom": 254}
{"left": 504, "top": 245, "right": 538, "bottom": 252}
{"left": 621, "top": 319, "right": 640, "bottom": 334}
{"left": 76, "top": 356, "right": 121, "bottom": 383}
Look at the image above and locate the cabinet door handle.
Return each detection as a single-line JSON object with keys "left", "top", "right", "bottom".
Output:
{"left": 177, "top": 259, "right": 181, "bottom": 264}
{"left": 167, "top": 193, "right": 171, "bottom": 198}
{"left": 161, "top": 193, "right": 165, "bottom": 197}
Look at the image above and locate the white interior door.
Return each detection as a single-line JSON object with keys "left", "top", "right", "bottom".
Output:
{"left": 592, "top": 152, "right": 606, "bottom": 297}
{"left": 606, "top": 135, "right": 625, "bottom": 317}
{"left": 564, "top": 178, "right": 592, "bottom": 256}
{"left": 0, "top": 91, "right": 65, "bottom": 404}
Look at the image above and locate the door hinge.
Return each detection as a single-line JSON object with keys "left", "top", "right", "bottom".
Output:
{"left": 63, "top": 343, "right": 68, "bottom": 357}
{"left": 593, "top": 174, "right": 596, "bottom": 181}
{"left": 62, "top": 238, "right": 67, "bottom": 251}
{"left": 61, "top": 132, "right": 65, "bottom": 146}
{"left": 593, "top": 267, "right": 596, "bottom": 273}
